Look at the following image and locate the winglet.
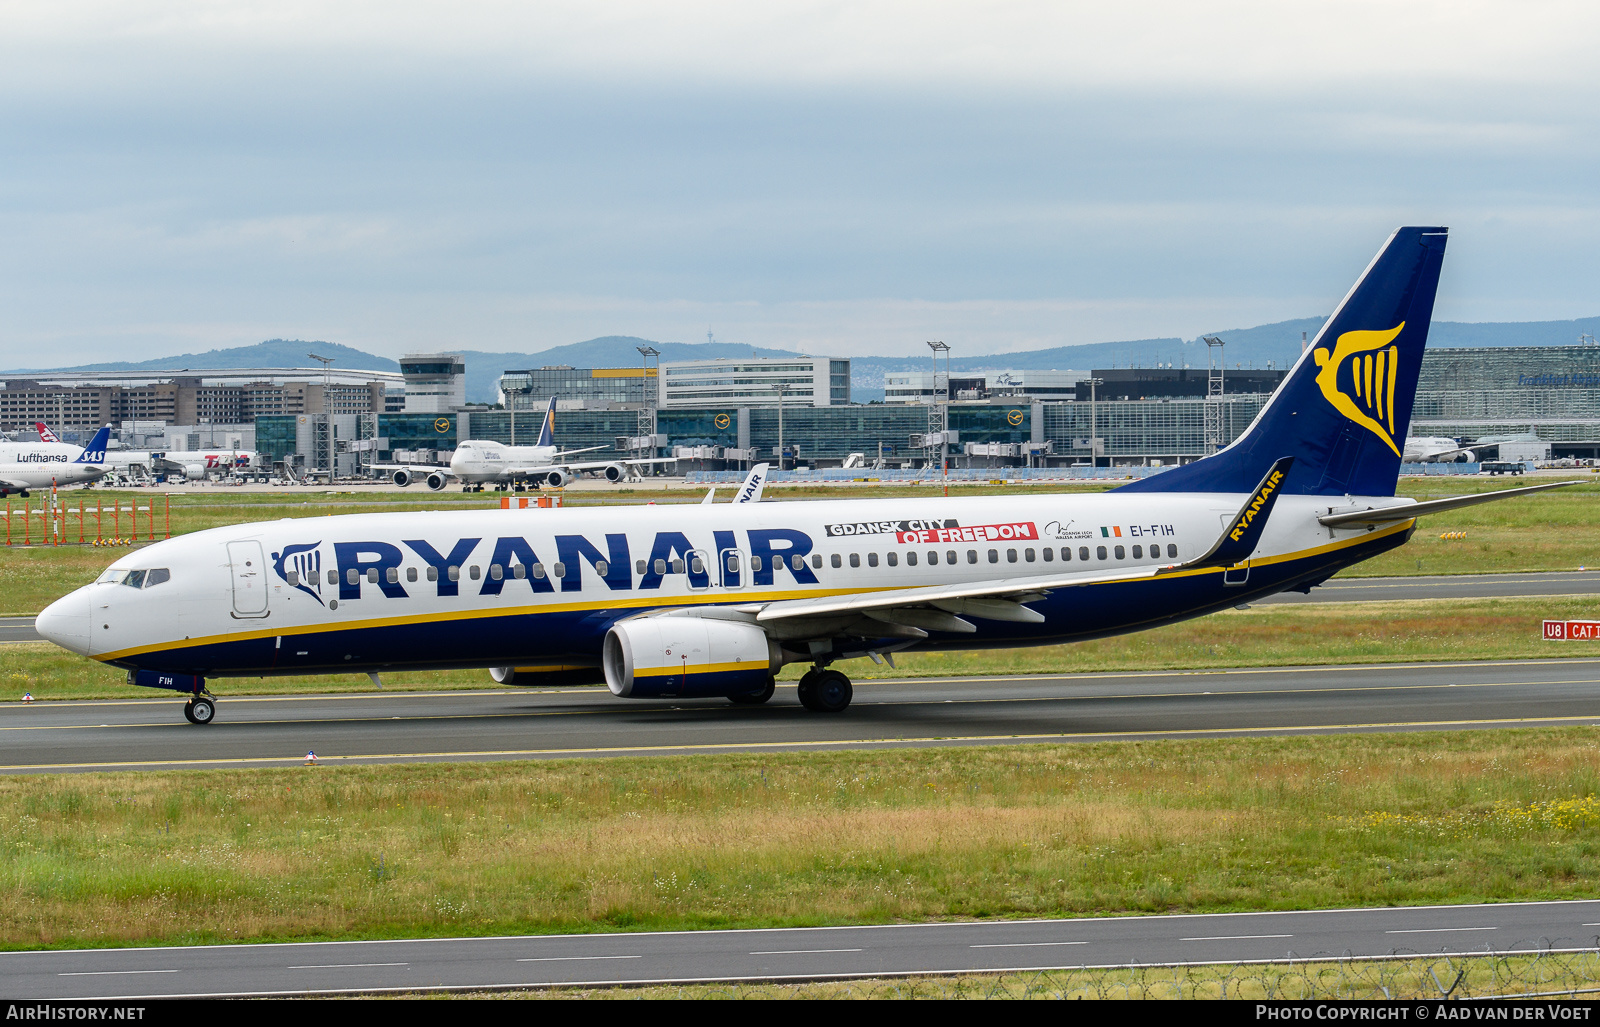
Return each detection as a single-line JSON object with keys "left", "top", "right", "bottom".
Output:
{"left": 734, "top": 462, "right": 770, "bottom": 504}
{"left": 75, "top": 426, "right": 110, "bottom": 464}
{"left": 535, "top": 398, "right": 557, "bottom": 448}
{"left": 1183, "top": 456, "right": 1294, "bottom": 570}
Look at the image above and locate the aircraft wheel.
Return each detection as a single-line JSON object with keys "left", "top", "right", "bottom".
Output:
{"left": 728, "top": 676, "right": 776, "bottom": 705}
{"left": 187, "top": 697, "right": 216, "bottom": 725}
{"left": 799, "top": 669, "right": 852, "bottom": 713}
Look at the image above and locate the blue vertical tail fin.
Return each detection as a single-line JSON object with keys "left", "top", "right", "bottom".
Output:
{"left": 75, "top": 426, "right": 110, "bottom": 463}
{"left": 535, "top": 398, "right": 557, "bottom": 449}
{"left": 1117, "top": 226, "right": 1447, "bottom": 497}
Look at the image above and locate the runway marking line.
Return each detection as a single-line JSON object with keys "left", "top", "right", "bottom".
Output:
{"left": 1181, "top": 934, "right": 1293, "bottom": 941}
{"left": 11, "top": 712, "right": 1600, "bottom": 771}
{"left": 971, "top": 941, "right": 1088, "bottom": 948}
{"left": 1385, "top": 927, "right": 1496, "bottom": 934}
{"left": 288, "top": 962, "right": 408, "bottom": 969}
{"left": 516, "top": 955, "right": 641, "bottom": 962}
{"left": 750, "top": 948, "right": 864, "bottom": 955}
{"left": 58, "top": 969, "right": 180, "bottom": 976}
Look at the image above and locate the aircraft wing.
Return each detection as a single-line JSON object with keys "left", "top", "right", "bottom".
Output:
{"left": 554, "top": 457, "right": 680, "bottom": 472}
{"left": 1317, "top": 479, "right": 1579, "bottom": 529}
{"left": 0, "top": 475, "right": 31, "bottom": 490}
{"left": 550, "top": 446, "right": 608, "bottom": 459}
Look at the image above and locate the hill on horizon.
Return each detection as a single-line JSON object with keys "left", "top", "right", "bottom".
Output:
{"left": 9, "top": 316, "right": 1599, "bottom": 404}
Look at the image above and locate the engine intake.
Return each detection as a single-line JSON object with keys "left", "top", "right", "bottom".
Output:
{"left": 603, "top": 617, "right": 779, "bottom": 699}
{"left": 426, "top": 471, "right": 449, "bottom": 491}
{"left": 393, "top": 468, "right": 413, "bottom": 487}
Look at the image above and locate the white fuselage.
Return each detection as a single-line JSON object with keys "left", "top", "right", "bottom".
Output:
{"left": 450, "top": 441, "right": 567, "bottom": 483}
{"left": 36, "top": 489, "right": 1414, "bottom": 678}
{"left": 0, "top": 441, "right": 105, "bottom": 491}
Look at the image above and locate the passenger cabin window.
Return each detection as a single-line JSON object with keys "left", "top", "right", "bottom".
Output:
{"left": 636, "top": 559, "right": 647, "bottom": 575}
{"left": 791, "top": 555, "right": 804, "bottom": 571}
{"left": 470, "top": 565, "right": 481, "bottom": 580}
{"left": 1167, "top": 544, "right": 1178, "bottom": 559}
{"left": 407, "top": 567, "right": 418, "bottom": 582}
{"left": 967, "top": 550, "right": 977, "bottom": 564}
{"left": 1114, "top": 546, "right": 1125, "bottom": 560}
{"left": 1096, "top": 546, "right": 1107, "bottom": 560}
{"left": 595, "top": 560, "right": 609, "bottom": 576}
{"left": 906, "top": 551, "right": 917, "bottom": 567}
{"left": 671, "top": 559, "right": 684, "bottom": 574}
{"left": 1132, "top": 545, "right": 1142, "bottom": 559}
{"left": 831, "top": 554, "right": 842, "bottom": 568}
{"left": 690, "top": 556, "right": 704, "bottom": 575}
{"left": 448, "top": 566, "right": 460, "bottom": 582}
{"left": 1042, "top": 548, "right": 1053, "bottom": 562}
{"left": 513, "top": 563, "right": 526, "bottom": 579}
{"left": 849, "top": 553, "right": 860, "bottom": 568}
{"left": 532, "top": 563, "right": 546, "bottom": 579}
{"left": 988, "top": 549, "right": 998, "bottom": 563}
{"left": 654, "top": 559, "right": 667, "bottom": 575}
{"left": 347, "top": 569, "right": 359, "bottom": 585}
{"left": 553, "top": 562, "right": 567, "bottom": 577}
{"left": 328, "top": 569, "right": 339, "bottom": 585}
{"left": 946, "top": 550, "right": 957, "bottom": 565}
{"left": 387, "top": 567, "right": 400, "bottom": 584}
{"left": 489, "top": 564, "right": 504, "bottom": 580}
{"left": 1025, "top": 548, "right": 1035, "bottom": 562}
{"left": 751, "top": 556, "right": 764, "bottom": 571}
{"left": 427, "top": 567, "right": 438, "bottom": 582}
{"left": 1006, "top": 549, "right": 1017, "bottom": 563}
{"left": 286, "top": 570, "right": 299, "bottom": 586}
{"left": 367, "top": 568, "right": 379, "bottom": 584}
{"left": 867, "top": 553, "right": 878, "bottom": 567}
{"left": 886, "top": 552, "right": 898, "bottom": 567}
{"left": 1080, "top": 547, "right": 1090, "bottom": 561}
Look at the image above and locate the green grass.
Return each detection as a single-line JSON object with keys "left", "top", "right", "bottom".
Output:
{"left": 5, "top": 595, "right": 1598, "bottom": 701}
{"left": 7, "top": 730, "right": 1600, "bottom": 950}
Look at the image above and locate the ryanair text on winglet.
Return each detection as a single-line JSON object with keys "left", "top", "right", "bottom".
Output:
{"left": 1228, "top": 468, "right": 1284, "bottom": 542}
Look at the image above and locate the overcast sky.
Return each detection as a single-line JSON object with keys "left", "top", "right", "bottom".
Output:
{"left": 1, "top": 1, "right": 1597, "bottom": 364}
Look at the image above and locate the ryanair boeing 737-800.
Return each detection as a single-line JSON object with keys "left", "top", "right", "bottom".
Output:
{"left": 34, "top": 228, "right": 1576, "bottom": 724}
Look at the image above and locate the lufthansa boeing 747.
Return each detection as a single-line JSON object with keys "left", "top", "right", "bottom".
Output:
{"left": 34, "top": 228, "right": 1576, "bottom": 724}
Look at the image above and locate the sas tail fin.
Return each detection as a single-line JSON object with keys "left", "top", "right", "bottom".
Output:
{"left": 1118, "top": 226, "right": 1448, "bottom": 497}
{"left": 75, "top": 426, "right": 110, "bottom": 463}
{"left": 535, "top": 397, "right": 557, "bottom": 449}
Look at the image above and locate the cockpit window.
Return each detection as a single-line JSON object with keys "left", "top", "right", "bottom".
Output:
{"left": 98, "top": 568, "right": 170, "bottom": 588}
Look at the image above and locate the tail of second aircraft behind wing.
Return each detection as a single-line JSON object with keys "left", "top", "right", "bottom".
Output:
{"left": 535, "top": 398, "right": 557, "bottom": 449}
{"left": 74, "top": 426, "right": 110, "bottom": 464}
{"left": 1118, "top": 226, "right": 1448, "bottom": 498}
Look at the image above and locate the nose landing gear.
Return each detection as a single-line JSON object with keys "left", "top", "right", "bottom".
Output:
{"left": 796, "top": 667, "right": 853, "bottom": 712}
{"left": 183, "top": 694, "right": 217, "bottom": 725}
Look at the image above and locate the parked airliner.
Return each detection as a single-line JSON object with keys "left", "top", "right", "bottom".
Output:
{"left": 388, "top": 398, "right": 677, "bottom": 491}
{"left": 35, "top": 228, "right": 1575, "bottom": 725}
{"left": 1, "top": 426, "right": 110, "bottom": 497}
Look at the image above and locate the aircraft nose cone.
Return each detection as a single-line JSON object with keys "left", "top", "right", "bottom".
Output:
{"left": 35, "top": 588, "right": 92, "bottom": 656}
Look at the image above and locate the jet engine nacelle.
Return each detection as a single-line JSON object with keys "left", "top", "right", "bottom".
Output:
{"left": 426, "top": 471, "right": 449, "bottom": 491}
{"left": 603, "top": 617, "right": 780, "bottom": 699}
{"left": 393, "top": 468, "right": 414, "bottom": 487}
{"left": 543, "top": 469, "right": 569, "bottom": 488}
{"left": 603, "top": 463, "right": 627, "bottom": 483}
{"left": 181, "top": 463, "right": 207, "bottom": 480}
{"left": 1457, "top": 450, "right": 1476, "bottom": 463}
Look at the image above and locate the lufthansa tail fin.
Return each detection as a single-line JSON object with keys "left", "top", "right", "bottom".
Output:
{"left": 1118, "top": 226, "right": 1447, "bottom": 497}
{"left": 75, "top": 426, "right": 110, "bottom": 464}
{"left": 535, "top": 398, "right": 557, "bottom": 449}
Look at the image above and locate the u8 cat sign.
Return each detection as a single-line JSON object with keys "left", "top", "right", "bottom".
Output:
{"left": 1544, "top": 620, "right": 1600, "bottom": 640}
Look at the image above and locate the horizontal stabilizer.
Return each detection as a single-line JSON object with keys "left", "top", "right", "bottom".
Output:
{"left": 1317, "top": 479, "right": 1580, "bottom": 528}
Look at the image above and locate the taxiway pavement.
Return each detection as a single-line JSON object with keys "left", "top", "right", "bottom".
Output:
{"left": 9, "top": 899, "right": 1599, "bottom": 998}
{"left": 6, "top": 658, "right": 1600, "bottom": 773}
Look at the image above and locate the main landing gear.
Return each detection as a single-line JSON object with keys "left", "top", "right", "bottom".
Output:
{"left": 183, "top": 693, "right": 217, "bottom": 725}
{"left": 795, "top": 667, "right": 853, "bottom": 713}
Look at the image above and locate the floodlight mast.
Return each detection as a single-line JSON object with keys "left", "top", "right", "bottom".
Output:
{"left": 308, "top": 352, "right": 335, "bottom": 482}
{"left": 926, "top": 341, "right": 951, "bottom": 488}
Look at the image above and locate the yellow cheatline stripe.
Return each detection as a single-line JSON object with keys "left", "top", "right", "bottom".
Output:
{"left": 10, "top": 712, "right": 1600, "bottom": 772}
{"left": 633, "top": 661, "right": 766, "bottom": 678}
{"left": 91, "top": 522, "right": 1413, "bottom": 664}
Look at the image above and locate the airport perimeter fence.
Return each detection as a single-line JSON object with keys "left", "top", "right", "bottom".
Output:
{"left": 551, "top": 943, "right": 1600, "bottom": 1000}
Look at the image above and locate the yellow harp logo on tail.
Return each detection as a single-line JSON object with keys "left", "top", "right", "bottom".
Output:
{"left": 1312, "top": 322, "right": 1405, "bottom": 457}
